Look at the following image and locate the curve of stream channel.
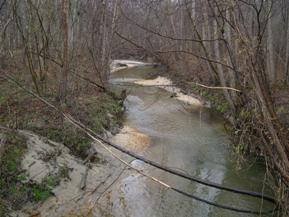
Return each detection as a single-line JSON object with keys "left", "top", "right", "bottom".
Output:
{"left": 96, "top": 64, "right": 274, "bottom": 217}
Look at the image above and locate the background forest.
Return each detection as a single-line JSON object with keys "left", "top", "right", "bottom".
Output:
{"left": 0, "top": 0, "right": 289, "bottom": 216}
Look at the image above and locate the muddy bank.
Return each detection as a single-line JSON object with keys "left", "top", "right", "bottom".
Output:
{"left": 110, "top": 60, "right": 155, "bottom": 73}
{"left": 147, "top": 67, "right": 233, "bottom": 122}
{"left": 7, "top": 125, "right": 151, "bottom": 217}
{"left": 110, "top": 60, "right": 205, "bottom": 107}
{"left": 0, "top": 71, "right": 126, "bottom": 216}
{"left": 1, "top": 120, "right": 125, "bottom": 217}
{"left": 4, "top": 130, "right": 123, "bottom": 217}
{"left": 134, "top": 76, "right": 203, "bottom": 107}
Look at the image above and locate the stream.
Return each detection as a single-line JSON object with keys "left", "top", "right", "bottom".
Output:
{"left": 93, "top": 65, "right": 275, "bottom": 217}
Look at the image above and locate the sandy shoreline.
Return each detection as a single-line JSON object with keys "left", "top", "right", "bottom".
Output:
{"left": 134, "top": 76, "right": 203, "bottom": 106}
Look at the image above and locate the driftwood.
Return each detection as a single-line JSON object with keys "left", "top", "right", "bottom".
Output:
{"left": 80, "top": 147, "right": 98, "bottom": 190}
{"left": 80, "top": 166, "right": 89, "bottom": 190}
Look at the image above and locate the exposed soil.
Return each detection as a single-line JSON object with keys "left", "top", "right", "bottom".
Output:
{"left": 0, "top": 63, "right": 125, "bottom": 216}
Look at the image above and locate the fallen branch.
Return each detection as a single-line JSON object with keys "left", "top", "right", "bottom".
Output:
{"left": 112, "top": 80, "right": 241, "bottom": 92}
{"left": 189, "top": 81, "right": 241, "bottom": 92}
{"left": 80, "top": 167, "right": 89, "bottom": 190}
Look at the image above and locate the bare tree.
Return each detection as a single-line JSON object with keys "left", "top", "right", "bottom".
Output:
{"left": 59, "top": 0, "right": 69, "bottom": 101}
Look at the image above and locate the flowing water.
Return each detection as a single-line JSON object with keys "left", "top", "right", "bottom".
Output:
{"left": 98, "top": 65, "right": 275, "bottom": 217}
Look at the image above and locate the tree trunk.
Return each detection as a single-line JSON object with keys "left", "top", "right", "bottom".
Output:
{"left": 202, "top": 1, "right": 215, "bottom": 81}
{"left": 266, "top": 5, "right": 275, "bottom": 85}
{"left": 225, "top": 9, "right": 238, "bottom": 101}
{"left": 213, "top": 7, "right": 236, "bottom": 112}
{"left": 59, "top": 0, "right": 69, "bottom": 101}
{"left": 285, "top": 18, "right": 289, "bottom": 84}
{"left": 100, "top": 0, "right": 107, "bottom": 82}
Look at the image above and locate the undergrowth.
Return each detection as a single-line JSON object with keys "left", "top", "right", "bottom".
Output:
{"left": 0, "top": 79, "right": 123, "bottom": 159}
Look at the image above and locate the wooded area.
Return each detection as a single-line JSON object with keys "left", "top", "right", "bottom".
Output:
{"left": 0, "top": 0, "right": 289, "bottom": 216}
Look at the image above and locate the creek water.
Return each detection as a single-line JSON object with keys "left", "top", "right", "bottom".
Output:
{"left": 99, "top": 65, "right": 274, "bottom": 217}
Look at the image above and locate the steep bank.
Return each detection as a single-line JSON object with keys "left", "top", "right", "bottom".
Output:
{"left": 0, "top": 71, "right": 125, "bottom": 216}
{"left": 7, "top": 130, "right": 129, "bottom": 217}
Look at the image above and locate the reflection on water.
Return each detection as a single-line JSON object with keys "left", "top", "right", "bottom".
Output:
{"left": 97, "top": 66, "right": 274, "bottom": 217}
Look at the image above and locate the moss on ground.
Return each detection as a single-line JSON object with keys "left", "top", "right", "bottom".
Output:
{"left": 0, "top": 132, "right": 28, "bottom": 216}
{"left": 0, "top": 131, "right": 73, "bottom": 216}
{"left": 0, "top": 132, "right": 46, "bottom": 214}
